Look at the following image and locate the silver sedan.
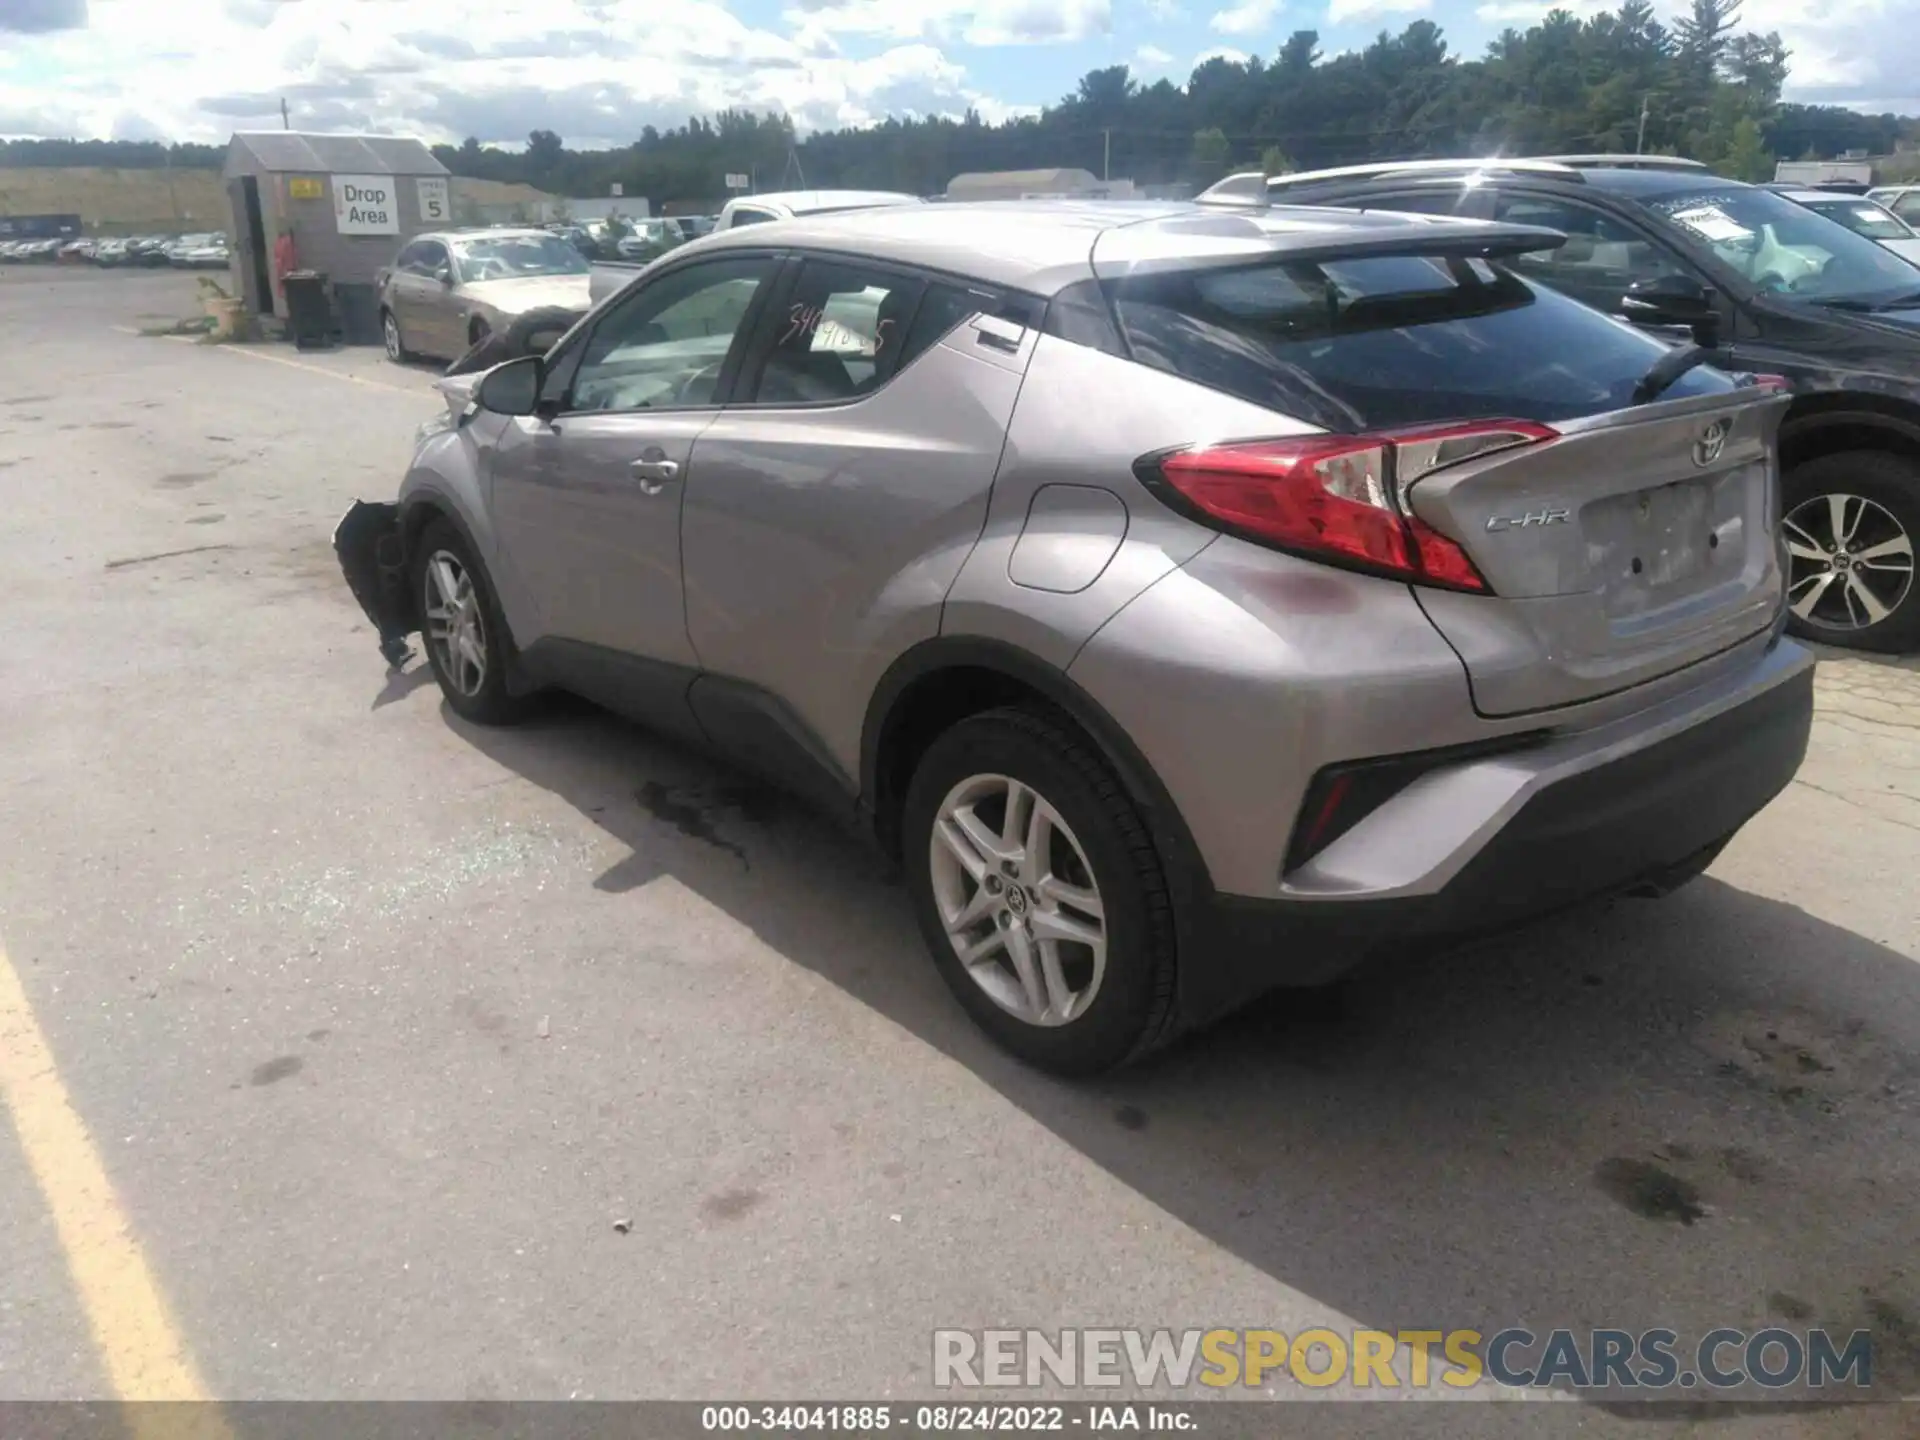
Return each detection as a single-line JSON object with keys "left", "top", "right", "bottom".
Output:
{"left": 377, "top": 228, "right": 591, "bottom": 363}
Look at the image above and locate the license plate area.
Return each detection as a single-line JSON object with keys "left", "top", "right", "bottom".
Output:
{"left": 1582, "top": 463, "right": 1758, "bottom": 623}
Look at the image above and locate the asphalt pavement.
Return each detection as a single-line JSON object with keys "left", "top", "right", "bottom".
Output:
{"left": 1, "top": 266, "right": 1916, "bottom": 1437}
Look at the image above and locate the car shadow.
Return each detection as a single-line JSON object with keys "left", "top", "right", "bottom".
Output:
{"left": 371, "top": 661, "right": 435, "bottom": 710}
{"left": 448, "top": 696, "right": 1920, "bottom": 1409}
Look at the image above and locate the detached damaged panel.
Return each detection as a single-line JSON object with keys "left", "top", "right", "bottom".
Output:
{"left": 332, "top": 499, "right": 415, "bottom": 666}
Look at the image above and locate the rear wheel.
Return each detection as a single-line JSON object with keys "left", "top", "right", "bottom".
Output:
{"left": 1782, "top": 451, "right": 1920, "bottom": 652}
{"left": 901, "top": 707, "right": 1180, "bottom": 1075}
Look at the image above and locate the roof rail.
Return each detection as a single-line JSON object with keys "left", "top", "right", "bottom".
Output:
{"left": 1236, "top": 157, "right": 1584, "bottom": 195}
{"left": 1538, "top": 154, "right": 1709, "bottom": 172}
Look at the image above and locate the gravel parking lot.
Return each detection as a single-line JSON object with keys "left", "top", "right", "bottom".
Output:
{"left": 2, "top": 266, "right": 1918, "bottom": 1435}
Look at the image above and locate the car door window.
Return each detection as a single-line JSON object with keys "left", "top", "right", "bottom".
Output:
{"left": 749, "top": 260, "right": 929, "bottom": 404}
{"left": 565, "top": 256, "right": 775, "bottom": 414}
{"left": 1890, "top": 192, "right": 1920, "bottom": 223}
{"left": 1491, "top": 195, "right": 1684, "bottom": 313}
{"left": 412, "top": 241, "right": 448, "bottom": 278}
{"left": 393, "top": 241, "right": 424, "bottom": 273}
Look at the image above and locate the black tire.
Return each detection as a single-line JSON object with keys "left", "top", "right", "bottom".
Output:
{"left": 1782, "top": 450, "right": 1920, "bottom": 653}
{"left": 380, "top": 307, "right": 412, "bottom": 364}
{"left": 901, "top": 706, "right": 1181, "bottom": 1076}
{"left": 502, "top": 304, "right": 581, "bottom": 359}
{"left": 410, "top": 519, "right": 533, "bottom": 725}
{"left": 444, "top": 329, "right": 515, "bottom": 377}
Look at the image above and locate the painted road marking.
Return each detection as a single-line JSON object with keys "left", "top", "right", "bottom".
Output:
{"left": 108, "top": 322, "right": 426, "bottom": 395}
{"left": 0, "top": 935, "right": 224, "bottom": 1415}
{"left": 202, "top": 340, "right": 424, "bottom": 395}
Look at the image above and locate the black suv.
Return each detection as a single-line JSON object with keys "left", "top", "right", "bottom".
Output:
{"left": 1209, "top": 156, "right": 1920, "bottom": 652}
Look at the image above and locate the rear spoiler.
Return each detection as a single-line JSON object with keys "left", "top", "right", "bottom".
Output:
{"left": 1091, "top": 215, "right": 1567, "bottom": 281}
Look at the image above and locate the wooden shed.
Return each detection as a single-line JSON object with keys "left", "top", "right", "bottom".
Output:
{"left": 222, "top": 131, "right": 452, "bottom": 318}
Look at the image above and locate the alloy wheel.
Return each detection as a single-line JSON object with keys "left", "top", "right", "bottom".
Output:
{"left": 383, "top": 313, "right": 402, "bottom": 361}
{"left": 423, "top": 549, "right": 487, "bottom": 697}
{"left": 928, "top": 773, "right": 1107, "bottom": 1028}
{"left": 1784, "top": 491, "right": 1915, "bottom": 632}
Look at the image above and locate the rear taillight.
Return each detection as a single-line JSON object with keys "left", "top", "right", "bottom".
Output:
{"left": 1136, "top": 420, "right": 1556, "bottom": 594}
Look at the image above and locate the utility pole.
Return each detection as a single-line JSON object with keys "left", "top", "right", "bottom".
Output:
{"left": 1103, "top": 128, "right": 1111, "bottom": 181}
{"left": 280, "top": 98, "right": 291, "bottom": 131}
{"left": 1635, "top": 95, "right": 1650, "bottom": 154}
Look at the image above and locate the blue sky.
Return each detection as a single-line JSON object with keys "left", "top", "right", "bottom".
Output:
{"left": 0, "top": 0, "right": 1909, "bottom": 147}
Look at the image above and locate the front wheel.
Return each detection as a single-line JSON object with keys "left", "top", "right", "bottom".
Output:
{"left": 410, "top": 520, "right": 532, "bottom": 725}
{"left": 381, "top": 308, "right": 410, "bottom": 363}
{"left": 1782, "top": 451, "right": 1920, "bottom": 653}
{"left": 901, "top": 707, "right": 1180, "bottom": 1075}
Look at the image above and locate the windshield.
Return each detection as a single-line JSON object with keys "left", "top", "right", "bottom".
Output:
{"left": 1804, "top": 199, "right": 1914, "bottom": 241}
{"left": 451, "top": 233, "right": 590, "bottom": 281}
{"left": 1110, "top": 255, "right": 1734, "bottom": 431}
{"left": 1646, "top": 185, "right": 1919, "bottom": 302}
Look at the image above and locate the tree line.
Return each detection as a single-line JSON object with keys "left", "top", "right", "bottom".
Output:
{"left": 4, "top": 2, "right": 1917, "bottom": 208}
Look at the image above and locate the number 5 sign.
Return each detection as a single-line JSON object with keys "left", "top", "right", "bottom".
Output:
{"left": 417, "top": 177, "right": 450, "bottom": 224}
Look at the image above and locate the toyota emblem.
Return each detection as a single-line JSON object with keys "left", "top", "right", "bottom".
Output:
{"left": 1692, "top": 418, "right": 1731, "bottom": 468}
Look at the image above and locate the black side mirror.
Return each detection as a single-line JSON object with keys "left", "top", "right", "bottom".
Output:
{"left": 1622, "top": 274, "right": 1721, "bottom": 348}
{"left": 474, "top": 355, "right": 543, "bottom": 416}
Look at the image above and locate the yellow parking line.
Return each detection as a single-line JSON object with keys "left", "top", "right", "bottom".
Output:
{"left": 210, "top": 342, "right": 423, "bottom": 394}
{"left": 0, "top": 935, "right": 224, "bottom": 1417}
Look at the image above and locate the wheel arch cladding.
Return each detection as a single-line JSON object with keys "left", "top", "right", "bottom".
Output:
{"left": 402, "top": 497, "right": 538, "bottom": 694}
{"left": 1780, "top": 394, "right": 1920, "bottom": 472}
{"left": 859, "top": 638, "right": 1212, "bottom": 899}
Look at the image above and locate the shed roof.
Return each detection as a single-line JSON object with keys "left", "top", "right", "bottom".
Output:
{"left": 224, "top": 131, "right": 449, "bottom": 179}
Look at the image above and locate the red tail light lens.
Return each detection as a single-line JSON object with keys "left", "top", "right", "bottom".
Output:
{"left": 1139, "top": 421, "right": 1556, "bottom": 594}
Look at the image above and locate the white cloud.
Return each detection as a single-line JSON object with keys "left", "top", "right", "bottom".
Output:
{"left": 1143, "top": 0, "right": 1183, "bottom": 15}
{"left": 1191, "top": 45, "right": 1250, "bottom": 68}
{"left": 1327, "top": 0, "right": 1428, "bottom": 23}
{"left": 785, "top": 0, "right": 1110, "bottom": 48}
{"left": 1471, "top": 0, "right": 1598, "bottom": 22}
{"left": 1209, "top": 0, "right": 1275, "bottom": 34}
{"left": 0, "top": 0, "right": 1053, "bottom": 144}
{"left": 1133, "top": 43, "right": 1175, "bottom": 69}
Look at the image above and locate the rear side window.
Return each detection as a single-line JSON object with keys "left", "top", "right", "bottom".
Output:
{"left": 1108, "top": 255, "right": 1734, "bottom": 431}
{"left": 748, "top": 260, "right": 927, "bottom": 404}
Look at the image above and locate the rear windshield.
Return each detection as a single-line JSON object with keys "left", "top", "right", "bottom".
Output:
{"left": 1108, "top": 255, "right": 1734, "bottom": 431}
{"left": 1805, "top": 199, "right": 1912, "bottom": 241}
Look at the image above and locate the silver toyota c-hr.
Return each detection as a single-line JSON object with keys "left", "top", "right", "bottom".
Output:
{"left": 337, "top": 199, "right": 1814, "bottom": 1075}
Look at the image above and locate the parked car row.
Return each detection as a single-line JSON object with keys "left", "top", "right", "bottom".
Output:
{"left": 0, "top": 232, "right": 230, "bottom": 267}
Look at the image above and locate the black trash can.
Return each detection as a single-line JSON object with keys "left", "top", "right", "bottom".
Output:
{"left": 282, "top": 270, "right": 334, "bottom": 351}
{"left": 332, "top": 282, "right": 384, "bottom": 347}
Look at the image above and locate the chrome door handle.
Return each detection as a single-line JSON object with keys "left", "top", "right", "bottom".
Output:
{"left": 630, "top": 457, "right": 679, "bottom": 494}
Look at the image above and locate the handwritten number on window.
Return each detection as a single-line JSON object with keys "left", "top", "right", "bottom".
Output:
{"left": 779, "top": 300, "right": 894, "bottom": 355}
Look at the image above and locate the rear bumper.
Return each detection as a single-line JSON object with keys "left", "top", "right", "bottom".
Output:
{"left": 1179, "top": 639, "right": 1815, "bottom": 1025}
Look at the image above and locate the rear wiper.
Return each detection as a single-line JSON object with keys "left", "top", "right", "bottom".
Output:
{"left": 1631, "top": 344, "right": 1713, "bottom": 405}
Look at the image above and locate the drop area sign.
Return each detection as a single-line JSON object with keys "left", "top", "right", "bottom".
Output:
{"left": 333, "top": 174, "right": 398, "bottom": 235}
